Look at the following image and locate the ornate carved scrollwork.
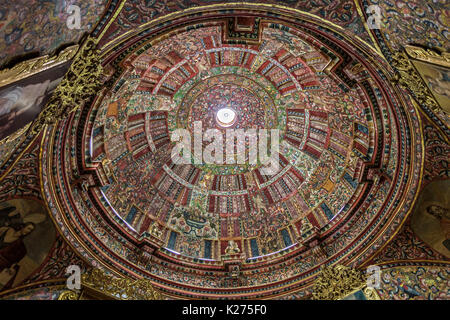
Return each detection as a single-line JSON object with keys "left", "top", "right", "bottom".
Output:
{"left": 363, "top": 287, "right": 381, "bottom": 300}
{"left": 81, "top": 268, "right": 163, "bottom": 300}
{"left": 404, "top": 45, "right": 450, "bottom": 67}
{"left": 58, "top": 290, "right": 81, "bottom": 300}
{"left": 29, "top": 37, "right": 103, "bottom": 135}
{"left": 312, "top": 265, "right": 367, "bottom": 300}
{"left": 57, "top": 268, "right": 163, "bottom": 300}
{"left": 391, "top": 48, "right": 445, "bottom": 117}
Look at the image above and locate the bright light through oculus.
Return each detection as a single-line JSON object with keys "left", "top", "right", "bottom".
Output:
{"left": 216, "top": 107, "right": 237, "bottom": 127}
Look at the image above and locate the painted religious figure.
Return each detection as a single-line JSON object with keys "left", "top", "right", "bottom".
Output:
{"left": 426, "top": 205, "right": 450, "bottom": 251}
{"left": 0, "top": 62, "right": 71, "bottom": 140}
{"left": 224, "top": 240, "right": 240, "bottom": 255}
{"left": 411, "top": 59, "right": 450, "bottom": 114}
{"left": 0, "top": 199, "right": 56, "bottom": 291}
{"left": 411, "top": 179, "right": 450, "bottom": 258}
{"left": 424, "top": 70, "right": 450, "bottom": 99}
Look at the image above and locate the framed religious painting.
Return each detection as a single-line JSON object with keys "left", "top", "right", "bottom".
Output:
{"left": 0, "top": 198, "right": 56, "bottom": 291}
{"left": 404, "top": 45, "right": 450, "bottom": 115}
{"left": 411, "top": 179, "right": 450, "bottom": 259}
{"left": 0, "top": 45, "right": 78, "bottom": 141}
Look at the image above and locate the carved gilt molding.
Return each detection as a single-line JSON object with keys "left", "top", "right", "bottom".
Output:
{"left": 28, "top": 37, "right": 103, "bottom": 136}
{"left": 0, "top": 45, "right": 79, "bottom": 88}
{"left": 391, "top": 50, "right": 443, "bottom": 116}
{"left": 59, "top": 268, "right": 163, "bottom": 300}
{"left": 0, "top": 122, "right": 30, "bottom": 148}
{"left": 312, "top": 264, "right": 379, "bottom": 300}
{"left": 391, "top": 46, "right": 449, "bottom": 136}
{"left": 404, "top": 45, "right": 450, "bottom": 68}
{"left": 58, "top": 290, "right": 81, "bottom": 300}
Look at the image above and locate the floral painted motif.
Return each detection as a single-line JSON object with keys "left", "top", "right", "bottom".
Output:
{"left": 103, "top": 0, "right": 367, "bottom": 46}
{"left": 0, "top": 0, "right": 108, "bottom": 66}
{"left": 371, "top": 223, "right": 447, "bottom": 264}
{"left": 364, "top": 0, "right": 450, "bottom": 52}
{"left": 377, "top": 265, "right": 450, "bottom": 300}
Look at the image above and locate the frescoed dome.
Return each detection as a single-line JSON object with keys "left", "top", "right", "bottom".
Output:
{"left": 41, "top": 6, "right": 423, "bottom": 299}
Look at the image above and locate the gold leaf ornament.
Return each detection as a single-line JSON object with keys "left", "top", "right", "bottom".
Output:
{"left": 29, "top": 37, "right": 103, "bottom": 135}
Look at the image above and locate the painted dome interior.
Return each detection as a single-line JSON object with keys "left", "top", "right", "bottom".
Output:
{"left": 91, "top": 23, "right": 386, "bottom": 262}
{"left": 39, "top": 8, "right": 425, "bottom": 298}
{"left": 1, "top": 1, "right": 447, "bottom": 301}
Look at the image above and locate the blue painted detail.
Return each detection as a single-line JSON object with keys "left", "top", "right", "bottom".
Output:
{"left": 281, "top": 229, "right": 292, "bottom": 247}
{"left": 125, "top": 206, "right": 137, "bottom": 224}
{"left": 250, "top": 238, "right": 259, "bottom": 257}
{"left": 168, "top": 231, "right": 178, "bottom": 250}
{"left": 321, "top": 202, "right": 334, "bottom": 220}
{"left": 93, "top": 126, "right": 103, "bottom": 137}
{"left": 357, "top": 123, "right": 369, "bottom": 135}
{"left": 343, "top": 172, "right": 358, "bottom": 189}
{"left": 204, "top": 240, "right": 212, "bottom": 259}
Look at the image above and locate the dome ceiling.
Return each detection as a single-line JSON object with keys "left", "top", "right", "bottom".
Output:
{"left": 41, "top": 6, "right": 423, "bottom": 299}
{"left": 95, "top": 23, "right": 373, "bottom": 257}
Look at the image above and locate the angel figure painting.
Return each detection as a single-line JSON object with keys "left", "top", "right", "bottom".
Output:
{"left": 0, "top": 199, "right": 56, "bottom": 291}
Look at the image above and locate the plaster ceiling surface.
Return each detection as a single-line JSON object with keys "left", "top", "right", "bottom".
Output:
{"left": 41, "top": 7, "right": 424, "bottom": 299}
